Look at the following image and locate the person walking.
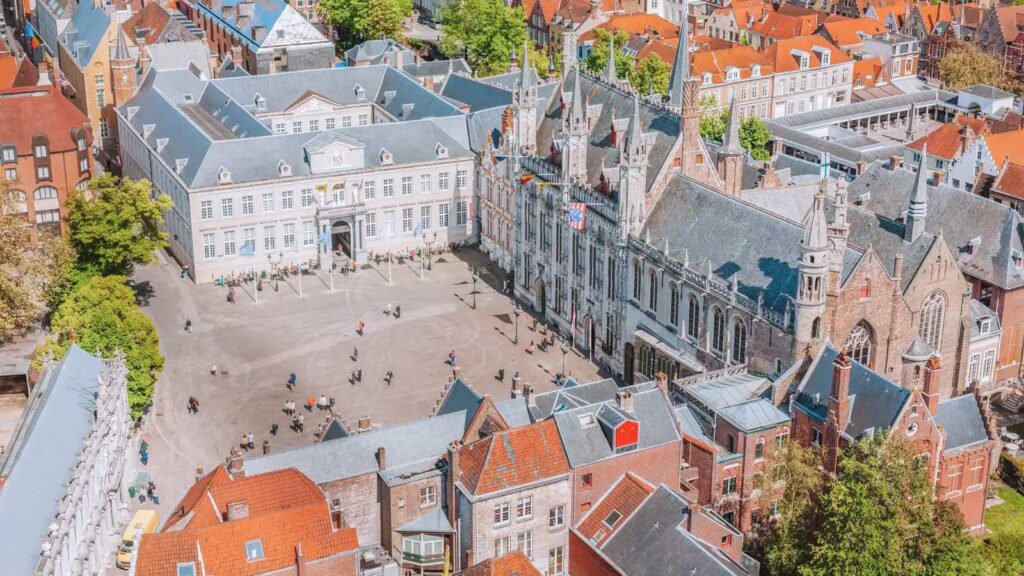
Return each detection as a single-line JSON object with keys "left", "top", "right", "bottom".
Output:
{"left": 297, "top": 414, "right": 305, "bottom": 432}
{"left": 282, "top": 400, "right": 290, "bottom": 415}
{"left": 240, "top": 433, "right": 249, "bottom": 451}
{"left": 292, "top": 415, "right": 299, "bottom": 431}
{"left": 394, "top": 305, "right": 401, "bottom": 319}
{"left": 385, "top": 370, "right": 393, "bottom": 385}
{"left": 357, "top": 321, "right": 365, "bottom": 335}
{"left": 352, "top": 347, "right": 358, "bottom": 361}
{"left": 385, "top": 303, "right": 392, "bottom": 317}
{"left": 210, "top": 364, "right": 218, "bottom": 376}
{"left": 318, "top": 395, "right": 328, "bottom": 410}
{"left": 288, "top": 373, "right": 297, "bottom": 389}
{"left": 247, "top": 432, "right": 255, "bottom": 451}
{"left": 449, "top": 351, "right": 457, "bottom": 367}
{"left": 271, "top": 423, "right": 279, "bottom": 436}
{"left": 184, "top": 319, "right": 192, "bottom": 333}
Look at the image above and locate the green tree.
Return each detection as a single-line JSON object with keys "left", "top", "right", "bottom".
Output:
{"left": 762, "top": 442, "right": 824, "bottom": 575}
{"left": 528, "top": 46, "right": 560, "bottom": 79}
{"left": 699, "top": 108, "right": 727, "bottom": 143}
{"left": 583, "top": 28, "right": 631, "bottom": 80}
{"left": 0, "top": 184, "right": 42, "bottom": 341}
{"left": 939, "top": 42, "right": 1021, "bottom": 93}
{"left": 67, "top": 175, "right": 172, "bottom": 278}
{"left": 319, "top": 0, "right": 412, "bottom": 49}
{"left": 438, "top": 0, "right": 525, "bottom": 76}
{"left": 36, "top": 275, "right": 164, "bottom": 418}
{"left": 740, "top": 116, "right": 772, "bottom": 161}
{"left": 630, "top": 53, "right": 670, "bottom": 96}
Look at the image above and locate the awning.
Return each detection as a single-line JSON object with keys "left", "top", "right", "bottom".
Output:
{"left": 634, "top": 327, "right": 705, "bottom": 373}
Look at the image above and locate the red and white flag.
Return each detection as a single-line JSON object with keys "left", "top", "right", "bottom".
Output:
{"left": 567, "top": 203, "right": 586, "bottom": 230}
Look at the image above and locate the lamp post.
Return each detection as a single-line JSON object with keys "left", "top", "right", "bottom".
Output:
{"left": 560, "top": 338, "right": 568, "bottom": 381}
{"left": 513, "top": 302, "right": 521, "bottom": 345}
{"left": 268, "top": 251, "right": 283, "bottom": 292}
{"left": 425, "top": 231, "right": 437, "bottom": 272}
{"left": 471, "top": 267, "right": 479, "bottom": 310}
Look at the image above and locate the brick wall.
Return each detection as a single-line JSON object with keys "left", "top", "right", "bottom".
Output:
{"left": 568, "top": 530, "right": 619, "bottom": 576}
{"left": 381, "top": 474, "right": 444, "bottom": 559}
{"left": 321, "top": 472, "right": 380, "bottom": 546}
{"left": 570, "top": 442, "right": 680, "bottom": 523}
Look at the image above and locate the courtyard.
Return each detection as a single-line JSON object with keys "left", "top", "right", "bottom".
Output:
{"left": 133, "top": 248, "right": 603, "bottom": 518}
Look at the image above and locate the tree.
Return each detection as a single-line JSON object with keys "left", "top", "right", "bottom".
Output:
{"left": 700, "top": 108, "right": 727, "bottom": 143}
{"left": 762, "top": 442, "right": 824, "bottom": 575}
{"left": 0, "top": 184, "right": 42, "bottom": 342}
{"left": 740, "top": 116, "right": 772, "bottom": 161}
{"left": 528, "top": 45, "right": 560, "bottom": 79}
{"left": 630, "top": 53, "right": 670, "bottom": 96}
{"left": 67, "top": 175, "right": 172, "bottom": 278}
{"left": 36, "top": 275, "right": 164, "bottom": 418}
{"left": 583, "top": 29, "right": 632, "bottom": 80}
{"left": 438, "top": 0, "right": 525, "bottom": 77}
{"left": 939, "top": 42, "right": 1021, "bottom": 93}
{"left": 319, "top": 0, "right": 412, "bottom": 49}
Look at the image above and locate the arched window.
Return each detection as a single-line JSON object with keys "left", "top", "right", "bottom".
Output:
{"left": 844, "top": 321, "right": 874, "bottom": 366}
{"left": 8, "top": 189, "right": 26, "bottom": 203}
{"left": 919, "top": 291, "right": 945, "bottom": 351}
{"left": 754, "top": 438, "right": 765, "bottom": 460}
{"left": 687, "top": 295, "right": 700, "bottom": 339}
{"left": 632, "top": 260, "right": 642, "bottom": 300}
{"left": 732, "top": 318, "right": 747, "bottom": 364}
{"left": 811, "top": 317, "right": 821, "bottom": 339}
{"left": 669, "top": 283, "right": 679, "bottom": 326}
{"left": 33, "top": 186, "right": 58, "bottom": 200}
{"left": 648, "top": 269, "right": 658, "bottom": 311}
{"left": 711, "top": 307, "right": 726, "bottom": 353}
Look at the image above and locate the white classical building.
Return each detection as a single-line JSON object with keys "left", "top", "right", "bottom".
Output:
{"left": 118, "top": 64, "right": 476, "bottom": 283}
{"left": 0, "top": 345, "right": 133, "bottom": 576}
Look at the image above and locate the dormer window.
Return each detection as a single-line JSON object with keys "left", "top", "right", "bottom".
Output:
{"left": 218, "top": 166, "right": 232, "bottom": 184}
{"left": 156, "top": 138, "right": 168, "bottom": 152}
{"left": 77, "top": 137, "right": 86, "bottom": 151}
{"left": 966, "top": 236, "right": 981, "bottom": 255}
{"left": 175, "top": 158, "right": 188, "bottom": 173}
{"left": 702, "top": 72, "right": 712, "bottom": 86}
{"left": 578, "top": 413, "right": 597, "bottom": 427}
{"left": 354, "top": 83, "right": 366, "bottom": 101}
{"left": 435, "top": 143, "right": 449, "bottom": 159}
{"left": 751, "top": 64, "right": 761, "bottom": 77}
{"left": 726, "top": 67, "right": 739, "bottom": 81}
{"left": 801, "top": 55, "right": 809, "bottom": 69}
{"left": 278, "top": 160, "right": 291, "bottom": 177}
{"left": 126, "top": 106, "right": 139, "bottom": 120}
{"left": 379, "top": 148, "right": 393, "bottom": 165}
{"left": 979, "top": 317, "right": 992, "bottom": 334}
{"left": 254, "top": 94, "right": 266, "bottom": 111}
{"left": 143, "top": 124, "right": 156, "bottom": 138}
{"left": 812, "top": 46, "right": 831, "bottom": 66}
{"left": 1013, "top": 249, "right": 1023, "bottom": 268}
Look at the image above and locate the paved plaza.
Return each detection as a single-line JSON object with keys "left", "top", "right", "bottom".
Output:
{"left": 133, "top": 249, "right": 603, "bottom": 518}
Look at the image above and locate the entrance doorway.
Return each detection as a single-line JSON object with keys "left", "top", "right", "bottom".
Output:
{"left": 623, "top": 343, "right": 635, "bottom": 384}
{"left": 536, "top": 280, "right": 546, "bottom": 316}
{"left": 332, "top": 221, "right": 352, "bottom": 259}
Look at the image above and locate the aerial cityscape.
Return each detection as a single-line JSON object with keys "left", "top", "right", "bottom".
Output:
{"left": 2, "top": 0, "right": 1024, "bottom": 573}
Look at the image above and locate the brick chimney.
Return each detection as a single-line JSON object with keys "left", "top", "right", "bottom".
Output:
{"left": 829, "top": 352, "right": 852, "bottom": 432}
{"left": 616, "top": 389, "right": 635, "bottom": 412}
{"left": 465, "top": 549, "right": 474, "bottom": 568}
{"left": 922, "top": 355, "right": 941, "bottom": 414}
{"left": 226, "top": 448, "right": 245, "bottom": 476}
{"left": 889, "top": 155, "right": 902, "bottom": 170}
{"left": 295, "top": 542, "right": 306, "bottom": 576}
{"left": 227, "top": 500, "right": 249, "bottom": 520}
{"left": 376, "top": 446, "right": 387, "bottom": 470}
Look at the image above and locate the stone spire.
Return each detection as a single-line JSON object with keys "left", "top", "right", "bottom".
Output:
{"left": 114, "top": 26, "right": 132, "bottom": 61}
{"left": 623, "top": 91, "right": 646, "bottom": 166}
{"left": 515, "top": 36, "right": 538, "bottom": 154}
{"left": 605, "top": 35, "right": 617, "bottom": 84}
{"left": 721, "top": 97, "right": 743, "bottom": 156}
{"left": 716, "top": 97, "right": 744, "bottom": 195}
{"left": 562, "top": 67, "right": 589, "bottom": 183}
{"left": 668, "top": 16, "right": 690, "bottom": 109}
{"left": 794, "top": 153, "right": 831, "bottom": 355}
{"left": 509, "top": 45, "right": 519, "bottom": 73}
{"left": 618, "top": 92, "right": 648, "bottom": 238}
{"left": 906, "top": 143, "right": 929, "bottom": 242}
{"left": 562, "top": 22, "right": 578, "bottom": 76}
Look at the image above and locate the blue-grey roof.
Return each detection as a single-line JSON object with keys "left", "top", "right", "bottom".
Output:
{"left": 0, "top": 346, "right": 108, "bottom": 576}
{"left": 552, "top": 386, "right": 680, "bottom": 468}
{"left": 934, "top": 395, "right": 990, "bottom": 454}
{"left": 794, "top": 344, "right": 910, "bottom": 439}
{"left": 441, "top": 74, "right": 514, "bottom": 111}
{"left": 146, "top": 40, "right": 213, "bottom": 78}
{"left": 674, "top": 404, "right": 716, "bottom": 448}
{"left": 396, "top": 506, "right": 454, "bottom": 533}
{"left": 321, "top": 418, "right": 350, "bottom": 442}
{"left": 969, "top": 299, "right": 1000, "bottom": 341}
{"left": 344, "top": 39, "right": 415, "bottom": 65}
{"left": 717, "top": 398, "right": 791, "bottom": 432}
{"left": 193, "top": 0, "right": 328, "bottom": 51}
{"left": 61, "top": 0, "right": 111, "bottom": 67}
{"left": 686, "top": 372, "right": 770, "bottom": 412}
{"left": 529, "top": 378, "right": 650, "bottom": 421}
{"left": 436, "top": 378, "right": 532, "bottom": 430}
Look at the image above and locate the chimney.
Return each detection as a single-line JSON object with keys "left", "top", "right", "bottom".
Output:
{"left": 376, "top": 446, "right": 387, "bottom": 470}
{"left": 465, "top": 549, "right": 474, "bottom": 568}
{"left": 226, "top": 500, "right": 250, "bottom": 520}
{"left": 423, "top": 75, "right": 435, "bottom": 91}
{"left": 922, "top": 355, "right": 941, "bottom": 414}
{"left": 685, "top": 502, "right": 702, "bottom": 531}
{"left": 960, "top": 124, "right": 970, "bottom": 155}
{"left": 889, "top": 155, "right": 902, "bottom": 170}
{"left": 357, "top": 416, "right": 372, "bottom": 433}
{"left": 226, "top": 448, "right": 245, "bottom": 476}
{"left": 829, "top": 352, "right": 852, "bottom": 431}
{"left": 616, "top": 389, "right": 635, "bottom": 412}
{"left": 523, "top": 383, "right": 533, "bottom": 405}
{"left": 295, "top": 542, "right": 305, "bottom": 576}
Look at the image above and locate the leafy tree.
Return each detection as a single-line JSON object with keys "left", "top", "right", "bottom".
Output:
{"left": 40, "top": 234, "right": 80, "bottom": 311}
{"left": 939, "top": 42, "right": 1021, "bottom": 93}
{"left": 36, "top": 275, "right": 164, "bottom": 418}
{"left": 0, "top": 184, "right": 42, "bottom": 341}
{"left": 740, "top": 116, "right": 772, "bottom": 161}
{"left": 699, "top": 108, "right": 727, "bottom": 143}
{"left": 583, "top": 29, "right": 632, "bottom": 80}
{"left": 630, "top": 53, "right": 670, "bottom": 96}
{"left": 67, "top": 175, "right": 172, "bottom": 278}
{"left": 438, "top": 0, "right": 525, "bottom": 76}
{"left": 761, "top": 442, "right": 824, "bottom": 575}
{"left": 319, "top": 0, "right": 412, "bottom": 49}
{"left": 528, "top": 46, "right": 560, "bottom": 79}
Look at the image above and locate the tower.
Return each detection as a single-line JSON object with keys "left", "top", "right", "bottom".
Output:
{"left": 905, "top": 143, "right": 929, "bottom": 243}
{"left": 717, "top": 97, "right": 743, "bottom": 196}
{"left": 605, "top": 34, "right": 618, "bottom": 85}
{"left": 667, "top": 16, "right": 690, "bottom": 112}
{"left": 562, "top": 22, "right": 578, "bottom": 77}
{"left": 827, "top": 176, "right": 849, "bottom": 285}
{"left": 794, "top": 160, "right": 830, "bottom": 356}
{"left": 562, "top": 68, "right": 589, "bottom": 184}
{"left": 111, "top": 27, "right": 138, "bottom": 109}
{"left": 515, "top": 37, "right": 538, "bottom": 154}
{"left": 618, "top": 93, "right": 648, "bottom": 239}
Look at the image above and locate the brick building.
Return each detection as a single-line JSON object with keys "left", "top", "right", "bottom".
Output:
{"left": 0, "top": 85, "right": 92, "bottom": 238}
{"left": 457, "top": 551, "right": 541, "bottom": 576}
{"left": 135, "top": 466, "right": 360, "bottom": 576}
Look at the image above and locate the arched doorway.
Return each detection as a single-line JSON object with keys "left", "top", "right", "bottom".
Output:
{"left": 332, "top": 220, "right": 352, "bottom": 259}
{"left": 583, "top": 315, "right": 595, "bottom": 361}
{"left": 535, "top": 279, "right": 546, "bottom": 315}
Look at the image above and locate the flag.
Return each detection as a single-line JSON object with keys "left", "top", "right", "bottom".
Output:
{"left": 239, "top": 240, "right": 255, "bottom": 257}
{"left": 567, "top": 203, "right": 586, "bottom": 230}
{"left": 25, "top": 22, "right": 36, "bottom": 39}
{"left": 30, "top": 37, "right": 40, "bottom": 49}
{"left": 518, "top": 174, "right": 535, "bottom": 186}
{"left": 317, "top": 231, "right": 331, "bottom": 246}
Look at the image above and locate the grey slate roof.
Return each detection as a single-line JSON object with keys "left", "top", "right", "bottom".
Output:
{"left": 146, "top": 40, "right": 213, "bottom": 78}
{"left": 643, "top": 174, "right": 863, "bottom": 313}
{"left": 321, "top": 418, "right": 350, "bottom": 442}
{"left": 0, "top": 346, "right": 109, "bottom": 576}
{"left": 403, "top": 59, "right": 472, "bottom": 79}
{"left": 961, "top": 85, "right": 1014, "bottom": 100}
{"left": 674, "top": 404, "right": 717, "bottom": 448}
{"left": 344, "top": 39, "right": 416, "bottom": 65}
{"left": 599, "top": 486, "right": 750, "bottom": 576}
{"left": 61, "top": 0, "right": 111, "bottom": 67}
{"left": 934, "top": 394, "right": 990, "bottom": 454}
{"left": 686, "top": 372, "right": 770, "bottom": 411}
{"left": 717, "top": 398, "right": 791, "bottom": 432}
{"left": 441, "top": 73, "right": 514, "bottom": 111}
{"left": 193, "top": 0, "right": 328, "bottom": 51}
{"left": 552, "top": 386, "right": 680, "bottom": 468}
{"left": 436, "top": 378, "right": 532, "bottom": 430}
{"left": 969, "top": 299, "right": 1000, "bottom": 341}
{"left": 794, "top": 344, "right": 910, "bottom": 439}
{"left": 528, "top": 378, "right": 656, "bottom": 421}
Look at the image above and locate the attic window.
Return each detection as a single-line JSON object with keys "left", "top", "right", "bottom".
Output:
{"left": 176, "top": 563, "right": 196, "bottom": 576}
{"left": 276, "top": 29, "right": 285, "bottom": 39}
{"left": 379, "top": 148, "right": 393, "bottom": 165}
{"left": 143, "top": 124, "right": 156, "bottom": 138}
{"left": 577, "top": 413, "right": 597, "bottom": 428}
{"left": 702, "top": 72, "right": 712, "bottom": 86}
{"left": 354, "top": 83, "right": 366, "bottom": 101}
{"left": 175, "top": 158, "right": 188, "bottom": 173}
{"left": 726, "top": 67, "right": 739, "bottom": 81}
{"left": 255, "top": 94, "right": 266, "bottom": 110}
{"left": 156, "top": 138, "right": 169, "bottom": 152}
{"left": 278, "top": 160, "right": 291, "bottom": 176}
{"left": 218, "top": 167, "right": 232, "bottom": 184}
{"left": 751, "top": 64, "right": 761, "bottom": 77}
{"left": 435, "top": 143, "right": 449, "bottom": 159}
{"left": 244, "top": 539, "right": 264, "bottom": 561}
{"left": 602, "top": 509, "right": 622, "bottom": 528}
{"left": 800, "top": 55, "right": 809, "bottom": 69}
{"left": 1013, "top": 249, "right": 1023, "bottom": 268}
{"left": 126, "top": 106, "right": 139, "bottom": 120}
{"left": 966, "top": 236, "right": 981, "bottom": 255}
{"left": 979, "top": 318, "right": 992, "bottom": 333}
{"left": 183, "top": 93, "right": 194, "bottom": 103}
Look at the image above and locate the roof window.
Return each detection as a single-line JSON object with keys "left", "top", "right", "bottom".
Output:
{"left": 245, "top": 539, "right": 264, "bottom": 561}
{"left": 176, "top": 563, "right": 196, "bottom": 576}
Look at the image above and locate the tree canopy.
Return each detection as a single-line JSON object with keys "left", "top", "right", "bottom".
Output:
{"left": 583, "top": 29, "right": 632, "bottom": 81}
{"left": 740, "top": 116, "right": 772, "bottom": 161}
{"left": 67, "top": 175, "right": 172, "bottom": 278}
{"left": 319, "top": 0, "right": 412, "bottom": 49}
{"left": 630, "top": 53, "right": 671, "bottom": 97}
{"left": 939, "top": 42, "right": 1021, "bottom": 93}
{"left": 438, "top": 0, "right": 526, "bottom": 77}
{"left": 36, "top": 275, "right": 164, "bottom": 418}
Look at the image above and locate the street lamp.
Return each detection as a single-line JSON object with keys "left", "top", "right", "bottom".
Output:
{"left": 268, "top": 251, "right": 283, "bottom": 292}
{"left": 513, "top": 302, "right": 521, "bottom": 345}
{"left": 560, "top": 338, "right": 568, "bottom": 382}
{"left": 471, "top": 266, "right": 479, "bottom": 310}
{"left": 421, "top": 231, "right": 437, "bottom": 279}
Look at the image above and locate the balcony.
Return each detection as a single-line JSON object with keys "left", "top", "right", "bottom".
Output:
{"left": 402, "top": 552, "right": 444, "bottom": 567}
{"left": 318, "top": 202, "right": 365, "bottom": 219}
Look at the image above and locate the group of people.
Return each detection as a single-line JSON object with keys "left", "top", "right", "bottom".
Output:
{"left": 384, "top": 303, "right": 401, "bottom": 319}
{"left": 186, "top": 396, "right": 200, "bottom": 414}
{"left": 239, "top": 431, "right": 256, "bottom": 451}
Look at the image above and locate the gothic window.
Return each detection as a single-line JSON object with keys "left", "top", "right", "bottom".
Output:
{"left": 919, "top": 291, "right": 945, "bottom": 351}
{"left": 732, "top": 319, "right": 747, "bottom": 364}
{"left": 811, "top": 317, "right": 821, "bottom": 339}
{"left": 669, "top": 284, "right": 679, "bottom": 326}
{"left": 711, "top": 307, "right": 726, "bottom": 353}
{"left": 687, "top": 295, "right": 700, "bottom": 339}
{"left": 844, "top": 321, "right": 874, "bottom": 366}
{"left": 632, "top": 260, "right": 642, "bottom": 300}
{"left": 648, "top": 269, "right": 658, "bottom": 311}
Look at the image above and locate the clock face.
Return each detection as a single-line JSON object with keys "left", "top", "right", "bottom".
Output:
{"left": 906, "top": 422, "right": 919, "bottom": 437}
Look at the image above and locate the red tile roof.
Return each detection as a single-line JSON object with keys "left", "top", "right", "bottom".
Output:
{"left": 914, "top": 1, "right": 953, "bottom": 31}
{"left": 765, "top": 36, "right": 850, "bottom": 73}
{"left": 852, "top": 57, "right": 888, "bottom": 88}
{"left": 906, "top": 115, "right": 990, "bottom": 160}
{"left": 457, "top": 420, "right": 569, "bottom": 496}
{"left": 994, "top": 162, "right": 1024, "bottom": 200}
{"left": 0, "top": 87, "right": 91, "bottom": 153}
{"left": 136, "top": 466, "right": 359, "bottom": 576}
{"left": 691, "top": 45, "right": 773, "bottom": 84}
{"left": 748, "top": 12, "right": 817, "bottom": 40}
{"left": 821, "top": 17, "right": 887, "bottom": 48}
{"left": 458, "top": 551, "right": 541, "bottom": 576}
{"left": 575, "top": 473, "right": 654, "bottom": 548}
{"left": 982, "top": 129, "right": 1024, "bottom": 171}
{"left": 122, "top": 2, "right": 172, "bottom": 45}
{"left": 581, "top": 13, "right": 679, "bottom": 42}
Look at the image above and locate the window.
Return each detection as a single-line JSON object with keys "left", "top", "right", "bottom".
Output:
{"left": 420, "top": 205, "right": 432, "bottom": 230}
{"left": 35, "top": 209, "right": 59, "bottom": 223}
{"left": 262, "top": 193, "right": 274, "bottom": 213}
{"left": 494, "top": 501, "right": 511, "bottom": 525}
{"left": 325, "top": 117, "right": 336, "bottom": 130}
{"left": 177, "top": 563, "right": 196, "bottom": 576}
{"left": 581, "top": 473, "right": 593, "bottom": 488}
{"left": 812, "top": 427, "right": 822, "bottom": 446}
{"left": 517, "top": 496, "right": 533, "bottom": 519}
{"left": 79, "top": 157, "right": 89, "bottom": 173}
{"left": 100, "top": 119, "right": 109, "bottom": 139}
{"left": 732, "top": 319, "right": 747, "bottom": 363}
{"left": 687, "top": 295, "right": 700, "bottom": 339}
{"left": 439, "top": 203, "right": 449, "bottom": 227}
{"left": 358, "top": 113, "right": 369, "bottom": 126}
{"left": 603, "top": 510, "right": 622, "bottom": 527}
{"left": 633, "top": 261, "right": 642, "bottom": 300}
{"left": 722, "top": 511, "right": 735, "bottom": 526}
{"left": 670, "top": 284, "right": 679, "bottom": 326}
{"left": 919, "top": 291, "right": 945, "bottom": 351}
{"left": 274, "top": 123, "right": 286, "bottom": 134}
{"left": 457, "top": 169, "right": 468, "bottom": 189}
{"left": 383, "top": 211, "right": 395, "bottom": 236}
{"left": 1, "top": 147, "right": 15, "bottom": 162}
{"left": 33, "top": 186, "right": 58, "bottom": 200}
{"left": 401, "top": 176, "right": 413, "bottom": 195}
{"left": 263, "top": 225, "right": 276, "bottom": 250}
{"left": 419, "top": 485, "right": 436, "bottom": 507}
{"left": 420, "top": 173, "right": 432, "bottom": 193}
{"left": 244, "top": 539, "right": 264, "bottom": 560}
{"left": 456, "top": 201, "right": 467, "bottom": 226}
{"left": 547, "top": 546, "right": 565, "bottom": 575}
{"left": 281, "top": 190, "right": 294, "bottom": 210}
{"left": 439, "top": 172, "right": 450, "bottom": 190}
{"left": 221, "top": 230, "right": 236, "bottom": 256}
{"left": 96, "top": 88, "right": 106, "bottom": 108}
{"left": 303, "top": 221, "right": 315, "bottom": 246}
{"left": 341, "top": 116, "right": 352, "bottom": 128}
{"left": 292, "top": 121, "right": 302, "bottom": 133}
{"left": 221, "top": 198, "right": 234, "bottom": 217}
{"left": 844, "top": 321, "right": 873, "bottom": 365}
{"left": 968, "top": 354, "right": 980, "bottom": 385}
{"left": 722, "top": 476, "right": 737, "bottom": 494}
{"left": 549, "top": 505, "right": 565, "bottom": 528}
{"left": 402, "top": 207, "right": 413, "bottom": 232}
{"left": 775, "top": 432, "right": 787, "bottom": 448}
{"left": 711, "top": 307, "right": 726, "bottom": 353}
{"left": 203, "top": 233, "right": 216, "bottom": 259}
{"left": 4, "top": 168, "right": 15, "bottom": 181}
{"left": 755, "top": 439, "right": 765, "bottom": 460}
{"left": 242, "top": 195, "right": 254, "bottom": 215}
{"left": 283, "top": 223, "right": 295, "bottom": 248}
{"left": 301, "top": 188, "right": 314, "bottom": 207}
{"left": 494, "top": 536, "right": 511, "bottom": 556}
{"left": 366, "top": 212, "right": 377, "bottom": 237}
{"left": 648, "top": 269, "right": 658, "bottom": 311}
{"left": 516, "top": 530, "right": 533, "bottom": 558}
{"left": 36, "top": 165, "right": 50, "bottom": 180}
{"left": 200, "top": 200, "right": 214, "bottom": 220}
{"left": 982, "top": 350, "right": 995, "bottom": 383}
{"left": 309, "top": 119, "right": 319, "bottom": 131}
{"left": 383, "top": 178, "right": 394, "bottom": 197}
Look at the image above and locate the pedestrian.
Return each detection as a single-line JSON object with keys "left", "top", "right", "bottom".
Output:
{"left": 193, "top": 397, "right": 200, "bottom": 412}
{"left": 319, "top": 394, "right": 328, "bottom": 409}
{"left": 297, "top": 414, "right": 305, "bottom": 432}
{"left": 210, "top": 364, "right": 218, "bottom": 376}
{"left": 527, "top": 341, "right": 534, "bottom": 354}
{"left": 306, "top": 396, "right": 315, "bottom": 411}
{"left": 241, "top": 433, "right": 249, "bottom": 450}
{"left": 357, "top": 321, "right": 365, "bottom": 335}
{"left": 449, "top": 350, "right": 457, "bottom": 367}
{"left": 503, "top": 279, "right": 508, "bottom": 293}
{"left": 394, "top": 305, "right": 401, "bottom": 319}
{"left": 385, "top": 303, "right": 392, "bottom": 316}
{"left": 271, "top": 423, "right": 279, "bottom": 436}
{"left": 282, "top": 400, "right": 290, "bottom": 415}
{"left": 358, "top": 368, "right": 363, "bottom": 382}
{"left": 292, "top": 415, "right": 299, "bottom": 430}
{"left": 329, "top": 397, "right": 336, "bottom": 409}
{"left": 181, "top": 265, "right": 189, "bottom": 280}
{"left": 247, "top": 432, "right": 255, "bottom": 451}
{"left": 288, "top": 372, "right": 297, "bottom": 389}
{"left": 185, "top": 319, "right": 192, "bottom": 333}
{"left": 498, "top": 368, "right": 505, "bottom": 381}
{"left": 385, "top": 370, "right": 393, "bottom": 385}
{"left": 351, "top": 368, "right": 357, "bottom": 384}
